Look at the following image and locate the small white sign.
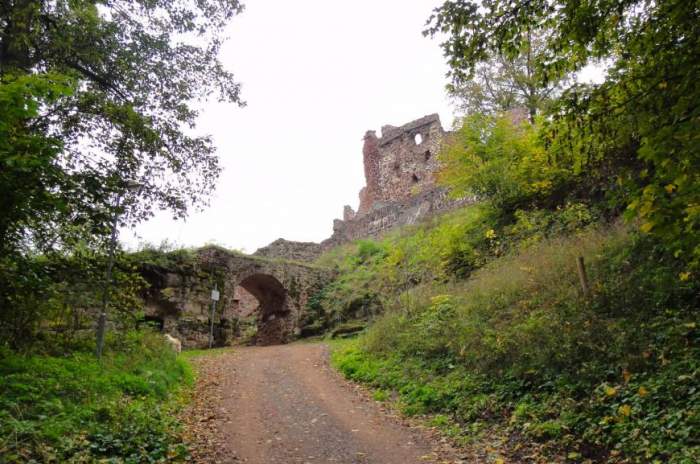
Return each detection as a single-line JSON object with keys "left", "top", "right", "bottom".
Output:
{"left": 211, "top": 289, "right": 220, "bottom": 301}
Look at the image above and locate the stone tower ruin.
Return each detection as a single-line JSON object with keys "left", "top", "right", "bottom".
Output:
{"left": 356, "top": 113, "right": 445, "bottom": 216}
{"left": 322, "top": 113, "right": 470, "bottom": 247}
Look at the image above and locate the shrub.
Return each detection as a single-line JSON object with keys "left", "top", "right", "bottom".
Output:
{"left": 438, "top": 113, "right": 572, "bottom": 213}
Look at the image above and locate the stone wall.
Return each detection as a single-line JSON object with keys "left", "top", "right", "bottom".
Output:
{"left": 140, "top": 262, "right": 229, "bottom": 349}
{"left": 356, "top": 113, "right": 445, "bottom": 215}
{"left": 232, "top": 285, "right": 259, "bottom": 317}
{"left": 323, "top": 188, "right": 473, "bottom": 247}
{"left": 140, "top": 247, "right": 334, "bottom": 348}
{"left": 253, "top": 238, "right": 322, "bottom": 263}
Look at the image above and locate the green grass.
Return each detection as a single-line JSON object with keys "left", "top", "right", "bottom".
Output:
{"left": 180, "top": 345, "right": 235, "bottom": 359}
{"left": 331, "top": 224, "right": 700, "bottom": 463}
{"left": 0, "top": 331, "right": 193, "bottom": 462}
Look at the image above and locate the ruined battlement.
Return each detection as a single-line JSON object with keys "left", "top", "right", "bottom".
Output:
{"left": 356, "top": 113, "right": 446, "bottom": 216}
{"left": 250, "top": 114, "right": 467, "bottom": 259}
{"left": 322, "top": 113, "right": 469, "bottom": 248}
{"left": 322, "top": 188, "right": 472, "bottom": 248}
{"left": 253, "top": 239, "right": 323, "bottom": 262}
{"left": 378, "top": 113, "right": 442, "bottom": 146}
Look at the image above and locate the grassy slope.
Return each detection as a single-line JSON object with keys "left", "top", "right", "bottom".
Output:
{"left": 0, "top": 332, "right": 193, "bottom": 463}
{"left": 326, "top": 207, "right": 699, "bottom": 463}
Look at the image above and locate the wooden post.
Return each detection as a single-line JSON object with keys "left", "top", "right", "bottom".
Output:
{"left": 576, "top": 256, "right": 591, "bottom": 298}
{"left": 209, "top": 282, "right": 219, "bottom": 348}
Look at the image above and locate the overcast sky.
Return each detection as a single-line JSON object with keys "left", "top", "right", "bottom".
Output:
{"left": 124, "top": 0, "right": 454, "bottom": 253}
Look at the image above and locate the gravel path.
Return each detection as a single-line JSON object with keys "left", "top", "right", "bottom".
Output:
{"left": 183, "top": 343, "right": 460, "bottom": 464}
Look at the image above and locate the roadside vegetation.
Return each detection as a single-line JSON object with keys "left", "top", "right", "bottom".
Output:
{"left": 321, "top": 2, "right": 700, "bottom": 455}
{"left": 321, "top": 2, "right": 700, "bottom": 460}
{"left": 1, "top": 1, "right": 244, "bottom": 461}
{"left": 330, "top": 222, "right": 698, "bottom": 462}
{"left": 0, "top": 331, "right": 192, "bottom": 462}
{"left": 321, "top": 111, "right": 699, "bottom": 461}
{"left": 321, "top": 159, "right": 698, "bottom": 461}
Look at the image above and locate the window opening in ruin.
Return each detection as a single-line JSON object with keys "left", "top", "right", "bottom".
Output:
{"left": 414, "top": 133, "right": 423, "bottom": 144}
{"left": 424, "top": 150, "right": 431, "bottom": 160}
{"left": 412, "top": 173, "right": 420, "bottom": 183}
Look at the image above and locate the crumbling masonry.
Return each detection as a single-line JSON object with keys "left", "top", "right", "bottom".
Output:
{"left": 140, "top": 247, "right": 332, "bottom": 348}
{"left": 322, "top": 113, "right": 471, "bottom": 248}
{"left": 140, "top": 114, "right": 469, "bottom": 347}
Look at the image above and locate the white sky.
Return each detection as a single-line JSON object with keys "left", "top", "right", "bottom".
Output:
{"left": 124, "top": 0, "right": 454, "bottom": 253}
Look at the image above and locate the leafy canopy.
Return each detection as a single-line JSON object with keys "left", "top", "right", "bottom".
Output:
{"left": 0, "top": 0, "right": 243, "bottom": 345}
{"left": 447, "top": 33, "right": 565, "bottom": 122}
{"left": 1, "top": 0, "right": 244, "bottom": 248}
{"left": 438, "top": 113, "right": 567, "bottom": 213}
{"left": 427, "top": 0, "right": 700, "bottom": 269}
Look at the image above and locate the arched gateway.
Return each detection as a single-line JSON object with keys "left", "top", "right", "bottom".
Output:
{"left": 141, "top": 246, "right": 333, "bottom": 348}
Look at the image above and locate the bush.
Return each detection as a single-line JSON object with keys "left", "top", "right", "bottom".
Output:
{"left": 438, "top": 113, "right": 572, "bottom": 213}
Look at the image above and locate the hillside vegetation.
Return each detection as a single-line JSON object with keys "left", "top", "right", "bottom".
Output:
{"left": 323, "top": 113, "right": 699, "bottom": 462}
{"left": 330, "top": 224, "right": 698, "bottom": 462}
{"left": 1, "top": 0, "right": 698, "bottom": 461}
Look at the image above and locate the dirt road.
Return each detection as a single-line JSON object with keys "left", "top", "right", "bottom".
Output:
{"left": 183, "top": 343, "right": 459, "bottom": 464}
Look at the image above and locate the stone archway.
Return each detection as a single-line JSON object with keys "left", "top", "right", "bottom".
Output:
{"left": 237, "top": 273, "right": 292, "bottom": 345}
{"left": 141, "top": 247, "right": 333, "bottom": 349}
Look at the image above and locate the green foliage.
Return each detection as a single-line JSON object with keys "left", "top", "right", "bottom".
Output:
{"left": 0, "top": 0, "right": 244, "bottom": 349}
{"left": 438, "top": 113, "right": 571, "bottom": 213}
{"left": 355, "top": 240, "right": 387, "bottom": 264}
{"left": 428, "top": 0, "right": 700, "bottom": 269}
{"left": 0, "top": 73, "right": 75, "bottom": 251}
{"left": 447, "top": 33, "right": 563, "bottom": 122}
{"left": 372, "top": 389, "right": 390, "bottom": 402}
{"left": 1, "top": 247, "right": 150, "bottom": 349}
{"left": 130, "top": 242, "right": 198, "bottom": 271}
{"left": 0, "top": 73, "right": 78, "bottom": 344}
{"left": 1, "top": 0, "right": 244, "bottom": 229}
{"left": 312, "top": 240, "right": 390, "bottom": 327}
{"left": 312, "top": 201, "right": 600, "bottom": 333}
{"left": 333, "top": 224, "right": 699, "bottom": 462}
{"left": 0, "top": 330, "right": 192, "bottom": 462}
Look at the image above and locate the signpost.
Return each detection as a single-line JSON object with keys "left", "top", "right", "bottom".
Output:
{"left": 208, "top": 283, "right": 220, "bottom": 348}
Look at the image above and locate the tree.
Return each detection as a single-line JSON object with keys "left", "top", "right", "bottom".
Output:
{"left": 1, "top": 0, "right": 244, "bottom": 244}
{"left": 446, "top": 34, "right": 563, "bottom": 123}
{"left": 0, "top": 73, "right": 76, "bottom": 345}
{"left": 0, "top": 0, "right": 244, "bottom": 346}
{"left": 427, "top": 0, "right": 700, "bottom": 270}
{"left": 438, "top": 113, "right": 568, "bottom": 212}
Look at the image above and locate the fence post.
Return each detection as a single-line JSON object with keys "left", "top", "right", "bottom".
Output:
{"left": 576, "top": 256, "right": 591, "bottom": 299}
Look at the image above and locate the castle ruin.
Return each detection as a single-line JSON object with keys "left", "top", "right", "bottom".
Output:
{"left": 141, "top": 113, "right": 470, "bottom": 347}
{"left": 321, "top": 113, "right": 470, "bottom": 248}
